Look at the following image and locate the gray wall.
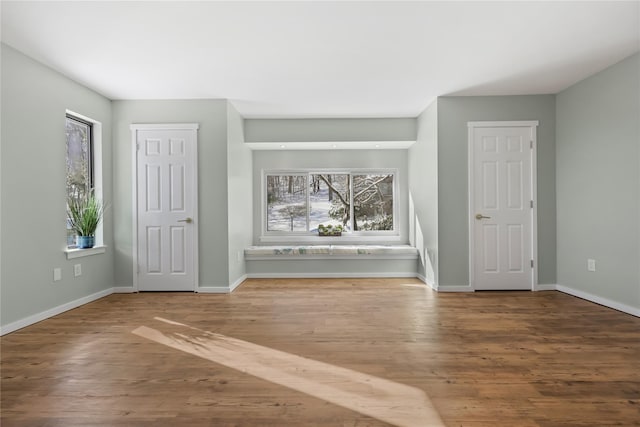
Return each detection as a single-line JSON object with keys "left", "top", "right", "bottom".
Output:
{"left": 252, "top": 149, "right": 410, "bottom": 245}
{"left": 1, "top": 44, "right": 114, "bottom": 327}
{"left": 409, "top": 99, "right": 439, "bottom": 285}
{"left": 112, "top": 99, "right": 230, "bottom": 288}
{"left": 245, "top": 118, "right": 416, "bottom": 143}
{"left": 436, "top": 95, "right": 557, "bottom": 288}
{"left": 247, "top": 118, "right": 415, "bottom": 278}
{"left": 227, "top": 103, "right": 253, "bottom": 285}
{"left": 556, "top": 53, "right": 639, "bottom": 309}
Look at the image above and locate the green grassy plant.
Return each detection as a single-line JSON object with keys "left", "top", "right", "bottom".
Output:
{"left": 67, "top": 190, "right": 105, "bottom": 237}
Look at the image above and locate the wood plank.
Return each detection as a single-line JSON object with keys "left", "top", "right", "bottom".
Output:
{"left": 1, "top": 278, "right": 639, "bottom": 426}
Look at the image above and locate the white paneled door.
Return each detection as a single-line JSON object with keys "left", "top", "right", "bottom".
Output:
{"left": 134, "top": 125, "right": 198, "bottom": 291}
{"left": 469, "top": 122, "right": 537, "bottom": 290}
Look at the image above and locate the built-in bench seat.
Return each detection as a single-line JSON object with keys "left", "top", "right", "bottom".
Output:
{"left": 244, "top": 245, "right": 419, "bottom": 260}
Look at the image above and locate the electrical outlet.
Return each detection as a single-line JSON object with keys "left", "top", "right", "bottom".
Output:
{"left": 74, "top": 264, "right": 82, "bottom": 277}
{"left": 587, "top": 259, "right": 596, "bottom": 272}
{"left": 53, "top": 268, "right": 62, "bottom": 282}
{"left": 237, "top": 251, "right": 243, "bottom": 263}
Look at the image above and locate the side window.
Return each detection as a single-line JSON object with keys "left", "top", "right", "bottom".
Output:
{"left": 65, "top": 114, "right": 94, "bottom": 248}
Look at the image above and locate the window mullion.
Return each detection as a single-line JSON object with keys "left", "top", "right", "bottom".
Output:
{"left": 88, "top": 123, "right": 94, "bottom": 189}
{"left": 349, "top": 173, "right": 354, "bottom": 232}
{"left": 306, "top": 173, "right": 311, "bottom": 233}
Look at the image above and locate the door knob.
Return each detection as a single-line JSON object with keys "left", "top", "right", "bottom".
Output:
{"left": 475, "top": 214, "right": 491, "bottom": 220}
{"left": 177, "top": 217, "right": 193, "bottom": 224}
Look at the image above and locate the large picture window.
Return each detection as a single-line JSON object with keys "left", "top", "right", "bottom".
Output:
{"left": 265, "top": 170, "right": 397, "bottom": 237}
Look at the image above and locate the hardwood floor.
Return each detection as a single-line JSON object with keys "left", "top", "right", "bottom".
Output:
{"left": 1, "top": 278, "right": 639, "bottom": 426}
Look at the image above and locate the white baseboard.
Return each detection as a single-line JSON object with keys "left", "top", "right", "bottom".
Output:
{"left": 113, "top": 286, "right": 136, "bottom": 293}
{"left": 436, "top": 285, "right": 474, "bottom": 292}
{"left": 556, "top": 285, "right": 640, "bottom": 317}
{"left": 229, "top": 274, "right": 247, "bottom": 292}
{"left": 416, "top": 273, "right": 438, "bottom": 290}
{"left": 533, "top": 283, "right": 557, "bottom": 291}
{"left": 0, "top": 287, "right": 113, "bottom": 336}
{"left": 246, "top": 272, "right": 418, "bottom": 279}
{"left": 197, "top": 275, "right": 248, "bottom": 294}
{"left": 197, "top": 285, "right": 232, "bottom": 293}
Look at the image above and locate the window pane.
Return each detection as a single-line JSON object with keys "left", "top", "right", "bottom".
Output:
{"left": 309, "top": 174, "right": 350, "bottom": 231}
{"left": 353, "top": 174, "right": 394, "bottom": 231}
{"left": 66, "top": 116, "right": 92, "bottom": 247}
{"left": 266, "top": 175, "right": 308, "bottom": 231}
{"left": 66, "top": 117, "right": 91, "bottom": 197}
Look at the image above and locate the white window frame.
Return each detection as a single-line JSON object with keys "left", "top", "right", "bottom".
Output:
{"left": 261, "top": 168, "right": 400, "bottom": 244}
{"left": 64, "top": 110, "right": 106, "bottom": 259}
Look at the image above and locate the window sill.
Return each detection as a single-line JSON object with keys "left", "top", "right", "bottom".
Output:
{"left": 65, "top": 245, "right": 107, "bottom": 259}
{"left": 259, "top": 235, "right": 403, "bottom": 245}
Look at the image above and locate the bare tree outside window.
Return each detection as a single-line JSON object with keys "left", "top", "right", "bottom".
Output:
{"left": 265, "top": 171, "right": 395, "bottom": 235}
{"left": 310, "top": 174, "right": 349, "bottom": 231}
{"left": 353, "top": 174, "right": 394, "bottom": 231}
{"left": 266, "top": 175, "right": 308, "bottom": 231}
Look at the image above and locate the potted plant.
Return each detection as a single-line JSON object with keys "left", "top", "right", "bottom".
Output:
{"left": 67, "top": 189, "right": 106, "bottom": 249}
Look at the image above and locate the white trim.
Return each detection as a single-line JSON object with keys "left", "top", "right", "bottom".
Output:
{"left": 64, "top": 245, "right": 106, "bottom": 259}
{"left": 0, "top": 288, "right": 113, "bottom": 336}
{"left": 129, "top": 123, "right": 199, "bottom": 131}
{"left": 246, "top": 254, "right": 418, "bottom": 261}
{"left": 130, "top": 124, "right": 199, "bottom": 292}
{"left": 259, "top": 235, "right": 404, "bottom": 244}
{"left": 531, "top": 125, "right": 539, "bottom": 288}
{"left": 113, "top": 286, "right": 136, "bottom": 293}
{"left": 246, "top": 141, "right": 416, "bottom": 151}
{"left": 556, "top": 285, "right": 640, "bottom": 317}
{"left": 191, "top": 129, "right": 200, "bottom": 292}
{"left": 436, "top": 285, "right": 475, "bottom": 292}
{"left": 468, "top": 124, "right": 474, "bottom": 290}
{"left": 229, "top": 274, "right": 247, "bottom": 292}
{"left": 467, "top": 121, "right": 539, "bottom": 128}
{"left": 467, "top": 121, "right": 539, "bottom": 291}
{"left": 533, "top": 283, "right": 557, "bottom": 291}
{"left": 247, "top": 272, "right": 418, "bottom": 279}
{"left": 197, "top": 286, "right": 233, "bottom": 294}
{"left": 416, "top": 273, "right": 438, "bottom": 290}
{"left": 196, "top": 277, "right": 247, "bottom": 294}
{"left": 131, "top": 128, "right": 139, "bottom": 292}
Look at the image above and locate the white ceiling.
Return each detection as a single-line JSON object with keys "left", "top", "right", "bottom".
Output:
{"left": 1, "top": 1, "right": 639, "bottom": 118}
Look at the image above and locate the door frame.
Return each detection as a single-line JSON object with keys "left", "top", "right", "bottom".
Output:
{"left": 467, "top": 120, "right": 538, "bottom": 291}
{"left": 130, "top": 123, "right": 199, "bottom": 292}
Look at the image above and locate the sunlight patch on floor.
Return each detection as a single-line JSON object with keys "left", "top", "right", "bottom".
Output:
{"left": 132, "top": 317, "right": 444, "bottom": 427}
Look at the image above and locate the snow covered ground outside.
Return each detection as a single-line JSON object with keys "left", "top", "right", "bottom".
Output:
{"left": 267, "top": 186, "right": 347, "bottom": 232}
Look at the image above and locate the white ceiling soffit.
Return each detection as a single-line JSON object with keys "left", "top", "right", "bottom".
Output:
{"left": 1, "top": 1, "right": 639, "bottom": 118}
